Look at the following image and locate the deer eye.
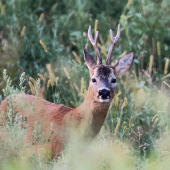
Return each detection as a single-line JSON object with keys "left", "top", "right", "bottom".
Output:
{"left": 111, "top": 78, "right": 116, "bottom": 83}
{"left": 92, "top": 78, "right": 96, "bottom": 83}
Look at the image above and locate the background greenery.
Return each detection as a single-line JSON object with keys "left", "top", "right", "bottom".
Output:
{"left": 0, "top": 0, "right": 170, "bottom": 169}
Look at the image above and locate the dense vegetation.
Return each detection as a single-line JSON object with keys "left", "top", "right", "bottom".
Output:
{"left": 0, "top": 0, "right": 170, "bottom": 169}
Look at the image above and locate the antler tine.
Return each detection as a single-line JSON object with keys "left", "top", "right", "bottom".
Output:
{"left": 106, "top": 24, "right": 120, "bottom": 65}
{"left": 88, "top": 25, "right": 102, "bottom": 64}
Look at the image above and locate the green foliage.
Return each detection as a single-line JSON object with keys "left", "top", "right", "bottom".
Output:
{"left": 0, "top": 0, "right": 170, "bottom": 169}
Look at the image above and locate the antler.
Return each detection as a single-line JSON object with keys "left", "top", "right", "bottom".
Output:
{"left": 106, "top": 24, "right": 120, "bottom": 65}
{"left": 88, "top": 25, "right": 102, "bottom": 64}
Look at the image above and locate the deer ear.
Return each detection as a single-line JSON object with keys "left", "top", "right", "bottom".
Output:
{"left": 83, "top": 46, "right": 96, "bottom": 70}
{"left": 113, "top": 51, "right": 134, "bottom": 77}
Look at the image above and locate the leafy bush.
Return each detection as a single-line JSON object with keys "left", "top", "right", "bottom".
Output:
{"left": 1, "top": 0, "right": 170, "bottom": 169}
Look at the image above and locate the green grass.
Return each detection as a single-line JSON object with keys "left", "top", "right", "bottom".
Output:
{"left": 1, "top": 0, "right": 170, "bottom": 169}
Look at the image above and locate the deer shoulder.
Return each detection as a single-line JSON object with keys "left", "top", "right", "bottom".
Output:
{"left": 0, "top": 24, "right": 134, "bottom": 159}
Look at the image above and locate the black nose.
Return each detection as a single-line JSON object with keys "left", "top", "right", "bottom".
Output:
{"left": 99, "top": 89, "right": 110, "bottom": 99}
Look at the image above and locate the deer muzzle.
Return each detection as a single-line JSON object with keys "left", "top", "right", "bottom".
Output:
{"left": 98, "top": 89, "right": 110, "bottom": 100}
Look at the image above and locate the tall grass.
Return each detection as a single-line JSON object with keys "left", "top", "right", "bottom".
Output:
{"left": 0, "top": 0, "right": 170, "bottom": 169}
{"left": 0, "top": 62, "right": 170, "bottom": 169}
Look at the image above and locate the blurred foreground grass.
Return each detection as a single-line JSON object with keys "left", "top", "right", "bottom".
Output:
{"left": 1, "top": 0, "right": 170, "bottom": 169}
{"left": 0, "top": 62, "right": 170, "bottom": 169}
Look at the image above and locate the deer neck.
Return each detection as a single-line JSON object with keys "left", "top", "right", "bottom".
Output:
{"left": 77, "top": 88, "right": 111, "bottom": 139}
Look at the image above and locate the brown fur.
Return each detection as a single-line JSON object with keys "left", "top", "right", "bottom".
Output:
{"left": 0, "top": 35, "right": 134, "bottom": 159}
{"left": 0, "top": 88, "right": 110, "bottom": 158}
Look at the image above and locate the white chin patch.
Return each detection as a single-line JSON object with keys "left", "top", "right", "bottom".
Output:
{"left": 111, "top": 82, "right": 117, "bottom": 88}
{"left": 99, "top": 99, "right": 110, "bottom": 103}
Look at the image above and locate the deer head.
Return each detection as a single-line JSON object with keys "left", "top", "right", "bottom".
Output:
{"left": 84, "top": 25, "right": 134, "bottom": 103}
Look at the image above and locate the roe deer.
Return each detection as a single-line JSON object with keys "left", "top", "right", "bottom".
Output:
{"left": 0, "top": 24, "right": 134, "bottom": 159}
